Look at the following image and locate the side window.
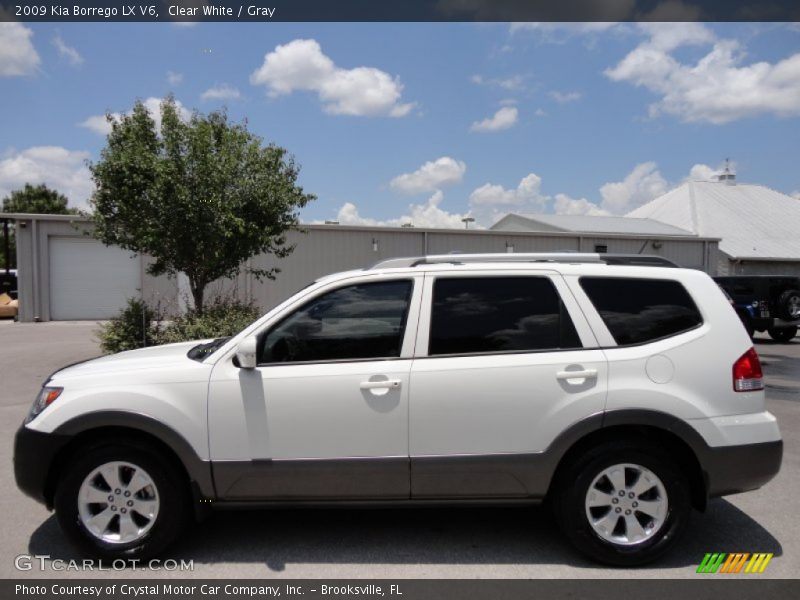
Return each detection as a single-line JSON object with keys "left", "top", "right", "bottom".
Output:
{"left": 429, "top": 277, "right": 582, "bottom": 356}
{"left": 580, "top": 277, "right": 703, "bottom": 345}
{"left": 260, "top": 280, "right": 413, "bottom": 364}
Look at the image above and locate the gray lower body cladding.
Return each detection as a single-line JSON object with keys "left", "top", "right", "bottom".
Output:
{"left": 212, "top": 453, "right": 555, "bottom": 501}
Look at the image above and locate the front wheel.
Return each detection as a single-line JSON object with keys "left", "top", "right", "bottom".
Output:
{"left": 553, "top": 441, "right": 691, "bottom": 566}
{"left": 768, "top": 326, "right": 797, "bottom": 343}
{"left": 54, "top": 441, "right": 189, "bottom": 560}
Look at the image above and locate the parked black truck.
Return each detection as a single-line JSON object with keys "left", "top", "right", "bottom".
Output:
{"left": 715, "top": 275, "right": 800, "bottom": 342}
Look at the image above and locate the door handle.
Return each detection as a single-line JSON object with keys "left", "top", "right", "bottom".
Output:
{"left": 360, "top": 379, "right": 402, "bottom": 390}
{"left": 556, "top": 369, "right": 598, "bottom": 380}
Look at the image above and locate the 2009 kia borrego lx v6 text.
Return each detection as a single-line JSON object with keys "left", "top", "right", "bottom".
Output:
{"left": 14, "top": 253, "right": 782, "bottom": 566}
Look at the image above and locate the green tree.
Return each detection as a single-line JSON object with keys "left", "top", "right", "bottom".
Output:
{"left": 2, "top": 183, "right": 79, "bottom": 268}
{"left": 2, "top": 183, "right": 78, "bottom": 215}
{"left": 89, "top": 97, "right": 315, "bottom": 313}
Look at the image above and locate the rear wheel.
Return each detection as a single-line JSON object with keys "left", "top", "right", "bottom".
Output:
{"left": 553, "top": 441, "right": 691, "bottom": 566}
{"left": 54, "top": 440, "right": 189, "bottom": 560}
{"left": 776, "top": 289, "right": 800, "bottom": 321}
{"left": 768, "top": 326, "right": 797, "bottom": 343}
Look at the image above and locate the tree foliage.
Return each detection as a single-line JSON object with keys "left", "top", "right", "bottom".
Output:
{"left": 89, "top": 97, "right": 315, "bottom": 312}
{"left": 97, "top": 297, "right": 260, "bottom": 354}
{"left": 1, "top": 183, "right": 78, "bottom": 268}
{"left": 2, "top": 183, "right": 78, "bottom": 215}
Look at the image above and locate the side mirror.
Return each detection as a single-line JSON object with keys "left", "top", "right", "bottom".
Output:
{"left": 235, "top": 335, "right": 258, "bottom": 369}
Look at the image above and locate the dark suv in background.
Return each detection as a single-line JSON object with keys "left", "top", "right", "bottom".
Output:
{"left": 715, "top": 275, "right": 800, "bottom": 342}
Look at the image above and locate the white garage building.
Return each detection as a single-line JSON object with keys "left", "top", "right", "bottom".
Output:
{"left": 5, "top": 212, "right": 719, "bottom": 322}
{"left": 628, "top": 173, "right": 800, "bottom": 276}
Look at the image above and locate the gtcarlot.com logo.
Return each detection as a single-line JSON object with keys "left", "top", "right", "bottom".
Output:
{"left": 696, "top": 552, "right": 773, "bottom": 574}
{"left": 15, "top": 554, "right": 194, "bottom": 571}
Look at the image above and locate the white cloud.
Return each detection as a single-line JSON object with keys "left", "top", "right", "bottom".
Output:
{"left": 80, "top": 97, "right": 191, "bottom": 136}
{"left": 791, "top": 191, "right": 800, "bottom": 200}
{"left": 470, "top": 106, "right": 519, "bottom": 132}
{"left": 390, "top": 157, "right": 466, "bottom": 195}
{"left": 550, "top": 90, "right": 582, "bottom": 103}
{"left": 201, "top": 84, "right": 241, "bottom": 101}
{"left": 79, "top": 115, "right": 115, "bottom": 136}
{"left": 466, "top": 171, "right": 618, "bottom": 224}
{"left": 636, "top": 22, "right": 714, "bottom": 52}
{"left": 469, "top": 173, "right": 547, "bottom": 208}
{"left": 0, "top": 146, "right": 93, "bottom": 208}
{"left": 554, "top": 193, "right": 610, "bottom": 216}
{"left": 52, "top": 34, "right": 83, "bottom": 66}
{"left": 605, "top": 23, "right": 800, "bottom": 123}
{"left": 534, "top": 108, "right": 547, "bottom": 117}
{"left": 0, "top": 22, "right": 40, "bottom": 76}
{"left": 686, "top": 163, "right": 719, "bottom": 182}
{"left": 250, "top": 38, "right": 415, "bottom": 117}
{"left": 331, "top": 191, "right": 474, "bottom": 229}
{"left": 510, "top": 22, "right": 623, "bottom": 37}
{"left": 167, "top": 71, "right": 184, "bottom": 86}
{"left": 599, "top": 161, "right": 669, "bottom": 213}
{"left": 471, "top": 73, "right": 526, "bottom": 90}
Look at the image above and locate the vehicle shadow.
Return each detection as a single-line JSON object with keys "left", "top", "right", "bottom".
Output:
{"left": 29, "top": 498, "right": 782, "bottom": 572}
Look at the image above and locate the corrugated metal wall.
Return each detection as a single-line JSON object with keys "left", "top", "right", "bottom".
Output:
{"left": 232, "top": 225, "right": 719, "bottom": 312}
{"left": 10, "top": 217, "right": 722, "bottom": 321}
{"left": 12, "top": 216, "right": 178, "bottom": 321}
{"left": 727, "top": 259, "right": 800, "bottom": 277}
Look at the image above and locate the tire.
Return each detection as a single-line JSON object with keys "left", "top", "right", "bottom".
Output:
{"left": 54, "top": 440, "right": 189, "bottom": 560}
{"left": 553, "top": 441, "right": 691, "bottom": 567}
{"left": 768, "top": 326, "right": 797, "bottom": 343}
{"left": 776, "top": 289, "right": 800, "bottom": 321}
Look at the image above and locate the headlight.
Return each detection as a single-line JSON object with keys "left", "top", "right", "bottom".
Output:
{"left": 26, "top": 386, "right": 63, "bottom": 422}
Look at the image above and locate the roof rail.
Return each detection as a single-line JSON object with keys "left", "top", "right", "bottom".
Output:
{"left": 370, "top": 253, "right": 678, "bottom": 270}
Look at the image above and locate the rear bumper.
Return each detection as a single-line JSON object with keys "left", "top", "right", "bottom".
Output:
{"left": 14, "top": 425, "right": 71, "bottom": 508}
{"left": 704, "top": 440, "right": 783, "bottom": 498}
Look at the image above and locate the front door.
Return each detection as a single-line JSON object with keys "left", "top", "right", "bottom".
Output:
{"left": 208, "top": 276, "right": 422, "bottom": 500}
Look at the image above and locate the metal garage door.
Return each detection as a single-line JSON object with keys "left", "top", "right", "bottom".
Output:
{"left": 49, "top": 237, "right": 141, "bottom": 320}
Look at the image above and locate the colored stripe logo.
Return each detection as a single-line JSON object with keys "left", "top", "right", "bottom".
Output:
{"left": 697, "top": 553, "right": 773, "bottom": 574}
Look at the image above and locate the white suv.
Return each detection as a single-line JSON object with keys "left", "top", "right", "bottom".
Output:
{"left": 14, "top": 253, "right": 782, "bottom": 566}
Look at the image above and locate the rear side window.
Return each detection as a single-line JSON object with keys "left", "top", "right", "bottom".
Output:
{"left": 580, "top": 277, "right": 702, "bottom": 345}
{"left": 429, "top": 277, "right": 582, "bottom": 356}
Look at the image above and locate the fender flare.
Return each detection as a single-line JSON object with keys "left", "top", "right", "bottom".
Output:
{"left": 53, "top": 410, "right": 215, "bottom": 498}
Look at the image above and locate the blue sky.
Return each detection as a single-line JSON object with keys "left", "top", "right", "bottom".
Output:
{"left": 1, "top": 21, "right": 799, "bottom": 227}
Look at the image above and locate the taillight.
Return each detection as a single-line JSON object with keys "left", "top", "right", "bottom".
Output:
{"left": 733, "top": 347, "right": 764, "bottom": 392}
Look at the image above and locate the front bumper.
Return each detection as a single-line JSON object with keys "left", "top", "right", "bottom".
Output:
{"left": 14, "top": 425, "right": 72, "bottom": 508}
{"left": 704, "top": 440, "right": 783, "bottom": 498}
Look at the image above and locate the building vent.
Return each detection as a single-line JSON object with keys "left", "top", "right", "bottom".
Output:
{"left": 718, "top": 159, "right": 736, "bottom": 185}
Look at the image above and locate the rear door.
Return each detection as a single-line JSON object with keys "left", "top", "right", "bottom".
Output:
{"left": 409, "top": 271, "right": 608, "bottom": 499}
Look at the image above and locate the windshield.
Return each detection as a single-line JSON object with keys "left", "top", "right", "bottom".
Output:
{"left": 187, "top": 337, "right": 231, "bottom": 362}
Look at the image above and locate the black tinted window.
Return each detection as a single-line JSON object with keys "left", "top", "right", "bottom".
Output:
{"left": 580, "top": 277, "right": 702, "bottom": 345}
{"left": 429, "top": 277, "right": 582, "bottom": 355}
{"left": 260, "top": 280, "right": 412, "bottom": 363}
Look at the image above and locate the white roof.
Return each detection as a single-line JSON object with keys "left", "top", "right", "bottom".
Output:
{"left": 628, "top": 181, "right": 800, "bottom": 260}
{"left": 491, "top": 213, "right": 695, "bottom": 236}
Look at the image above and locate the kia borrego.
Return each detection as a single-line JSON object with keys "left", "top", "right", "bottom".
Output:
{"left": 15, "top": 253, "right": 782, "bottom": 566}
